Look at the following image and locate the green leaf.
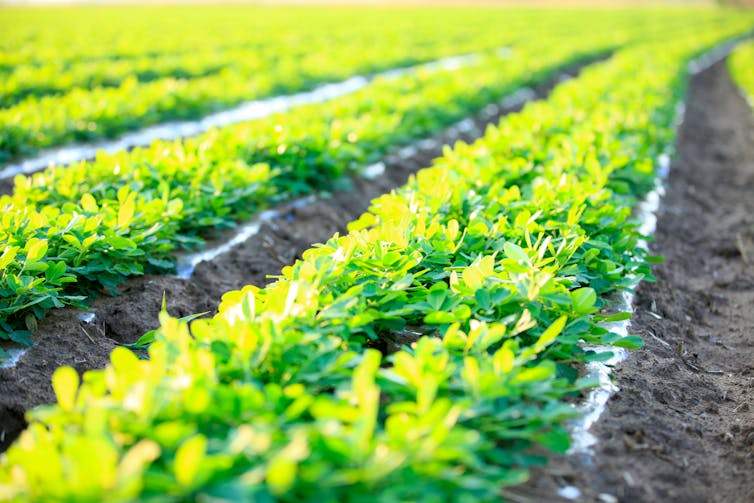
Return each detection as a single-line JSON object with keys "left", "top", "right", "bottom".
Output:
{"left": 381, "top": 251, "right": 401, "bottom": 267}
{"left": 9, "top": 329, "right": 33, "bottom": 346}
{"left": 45, "top": 261, "right": 67, "bottom": 283}
{"left": 536, "top": 315, "right": 567, "bottom": 348}
{"left": 596, "top": 311, "right": 632, "bottom": 323}
{"left": 511, "top": 365, "right": 553, "bottom": 384}
{"left": 24, "top": 261, "right": 48, "bottom": 273}
{"left": 474, "top": 288, "right": 492, "bottom": 311}
{"left": 24, "top": 313, "right": 37, "bottom": 332}
{"left": 424, "top": 311, "right": 456, "bottom": 324}
{"left": 427, "top": 287, "right": 447, "bottom": 310}
{"left": 106, "top": 235, "right": 136, "bottom": 249}
{"left": 583, "top": 351, "right": 615, "bottom": 362}
{"left": 571, "top": 287, "right": 597, "bottom": 315}
{"left": 613, "top": 335, "right": 644, "bottom": 349}
{"left": 146, "top": 256, "right": 175, "bottom": 270}
{"left": 533, "top": 428, "right": 570, "bottom": 454}
{"left": 389, "top": 274, "right": 413, "bottom": 291}
{"left": 503, "top": 242, "right": 530, "bottom": 264}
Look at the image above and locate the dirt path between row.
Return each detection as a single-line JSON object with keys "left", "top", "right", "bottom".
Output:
{"left": 515, "top": 59, "right": 754, "bottom": 502}
{"left": 0, "top": 65, "right": 588, "bottom": 452}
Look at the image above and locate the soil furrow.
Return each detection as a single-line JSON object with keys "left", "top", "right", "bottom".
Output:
{"left": 0, "top": 63, "right": 591, "bottom": 452}
{"left": 515, "top": 58, "right": 754, "bottom": 503}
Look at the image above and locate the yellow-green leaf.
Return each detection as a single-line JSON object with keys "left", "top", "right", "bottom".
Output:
{"left": 174, "top": 434, "right": 206, "bottom": 487}
{"left": 52, "top": 366, "right": 79, "bottom": 411}
{"left": 0, "top": 246, "right": 17, "bottom": 269}
{"left": 118, "top": 439, "right": 161, "bottom": 481}
{"left": 462, "top": 266, "right": 483, "bottom": 290}
{"left": 80, "top": 193, "right": 98, "bottom": 213}
{"left": 25, "top": 239, "right": 48, "bottom": 264}
{"left": 446, "top": 219, "right": 459, "bottom": 241}
{"left": 493, "top": 346, "right": 515, "bottom": 374}
{"left": 536, "top": 315, "right": 568, "bottom": 349}
{"left": 267, "top": 456, "right": 297, "bottom": 495}
{"left": 117, "top": 197, "right": 136, "bottom": 229}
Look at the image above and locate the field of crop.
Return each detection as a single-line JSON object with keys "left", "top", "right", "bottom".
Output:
{"left": 0, "top": 4, "right": 753, "bottom": 502}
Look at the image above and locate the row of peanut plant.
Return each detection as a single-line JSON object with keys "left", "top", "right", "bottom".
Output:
{"left": 0, "top": 8, "right": 638, "bottom": 161}
{"left": 0, "top": 9, "right": 740, "bottom": 161}
{"left": 0, "top": 25, "right": 749, "bottom": 501}
{"left": 0, "top": 31, "right": 624, "bottom": 349}
{"left": 3, "top": 15, "right": 749, "bottom": 353}
{"left": 2, "top": 7, "right": 538, "bottom": 72}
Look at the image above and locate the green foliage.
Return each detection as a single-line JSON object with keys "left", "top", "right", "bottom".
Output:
{"left": 1, "top": 22, "right": 749, "bottom": 501}
{"left": 0, "top": 26, "right": 621, "bottom": 342}
{"left": 1, "top": 10, "right": 751, "bottom": 343}
{"left": 1, "top": 7, "right": 748, "bottom": 160}
{"left": 0, "top": 185, "right": 181, "bottom": 340}
{"left": 2, "top": 11, "right": 752, "bottom": 345}
{"left": 0, "top": 7, "right": 609, "bottom": 160}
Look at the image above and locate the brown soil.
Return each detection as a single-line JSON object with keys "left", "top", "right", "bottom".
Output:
{"left": 511, "top": 59, "right": 754, "bottom": 502}
{"left": 0, "top": 66, "right": 584, "bottom": 452}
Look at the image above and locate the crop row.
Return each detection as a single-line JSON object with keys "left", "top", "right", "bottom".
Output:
{"left": 0, "top": 9, "right": 549, "bottom": 159}
{"left": 1, "top": 7, "right": 716, "bottom": 70}
{"left": 0, "top": 12, "right": 541, "bottom": 108}
{"left": 730, "top": 40, "right": 754, "bottom": 105}
{"left": 0, "top": 14, "right": 748, "bottom": 343}
{"left": 4, "top": 14, "right": 750, "bottom": 352}
{"left": 1, "top": 9, "right": 743, "bottom": 161}
{"left": 0, "top": 41, "right": 495, "bottom": 161}
{"left": 0, "top": 20, "right": 523, "bottom": 113}
{"left": 1, "top": 7, "right": 537, "bottom": 70}
{"left": 1, "top": 48, "right": 243, "bottom": 108}
{"left": 0, "top": 32, "right": 625, "bottom": 350}
{"left": 0, "top": 23, "right": 749, "bottom": 500}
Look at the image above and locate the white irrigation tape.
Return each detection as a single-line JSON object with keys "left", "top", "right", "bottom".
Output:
{"left": 0, "top": 346, "right": 26, "bottom": 369}
{"left": 561, "top": 38, "right": 740, "bottom": 467}
{"left": 567, "top": 153, "right": 669, "bottom": 457}
{"left": 175, "top": 195, "right": 316, "bottom": 279}
{"left": 0, "top": 53, "right": 486, "bottom": 181}
{"left": 688, "top": 37, "right": 744, "bottom": 75}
